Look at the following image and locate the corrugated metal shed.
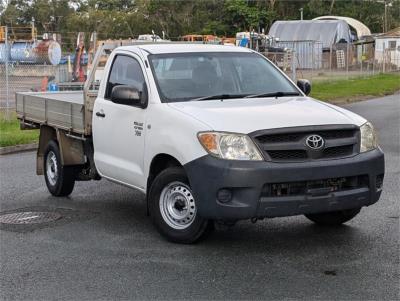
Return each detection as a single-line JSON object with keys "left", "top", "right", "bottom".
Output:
{"left": 276, "top": 40, "right": 323, "bottom": 69}
{"left": 268, "top": 20, "right": 352, "bottom": 49}
{"left": 313, "top": 16, "right": 371, "bottom": 38}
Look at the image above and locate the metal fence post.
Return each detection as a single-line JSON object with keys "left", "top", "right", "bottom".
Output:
{"left": 329, "top": 45, "right": 332, "bottom": 78}
{"left": 311, "top": 41, "right": 314, "bottom": 82}
{"left": 346, "top": 43, "right": 349, "bottom": 79}
{"left": 93, "top": 31, "right": 97, "bottom": 60}
{"left": 383, "top": 49, "right": 386, "bottom": 73}
{"left": 5, "top": 26, "right": 10, "bottom": 120}
{"left": 291, "top": 49, "right": 296, "bottom": 82}
{"left": 372, "top": 45, "right": 375, "bottom": 75}
{"left": 360, "top": 42, "right": 363, "bottom": 77}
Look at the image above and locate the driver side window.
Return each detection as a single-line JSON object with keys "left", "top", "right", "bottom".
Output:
{"left": 105, "top": 55, "right": 145, "bottom": 99}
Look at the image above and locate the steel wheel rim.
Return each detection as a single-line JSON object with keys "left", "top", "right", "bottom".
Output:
{"left": 159, "top": 181, "right": 197, "bottom": 230}
{"left": 46, "top": 151, "right": 58, "bottom": 186}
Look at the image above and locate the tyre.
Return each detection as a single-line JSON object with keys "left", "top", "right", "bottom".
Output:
{"left": 148, "top": 167, "right": 213, "bottom": 243}
{"left": 44, "top": 140, "right": 75, "bottom": 197}
{"left": 305, "top": 208, "right": 361, "bottom": 226}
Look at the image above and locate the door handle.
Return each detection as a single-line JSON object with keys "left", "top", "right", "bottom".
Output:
{"left": 96, "top": 111, "right": 105, "bottom": 118}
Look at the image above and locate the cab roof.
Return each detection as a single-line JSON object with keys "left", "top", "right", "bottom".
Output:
{"left": 118, "top": 43, "right": 252, "bottom": 55}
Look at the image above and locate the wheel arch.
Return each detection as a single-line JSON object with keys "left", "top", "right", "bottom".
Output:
{"left": 147, "top": 153, "right": 182, "bottom": 191}
{"left": 146, "top": 153, "right": 183, "bottom": 215}
{"left": 37, "top": 126, "right": 85, "bottom": 175}
{"left": 37, "top": 126, "right": 57, "bottom": 175}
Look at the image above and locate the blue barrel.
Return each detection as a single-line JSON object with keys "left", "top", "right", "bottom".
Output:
{"left": 0, "top": 42, "right": 11, "bottom": 63}
{"left": 10, "top": 41, "right": 37, "bottom": 63}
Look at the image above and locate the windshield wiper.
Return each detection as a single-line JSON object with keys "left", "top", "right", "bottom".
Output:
{"left": 191, "top": 94, "right": 250, "bottom": 102}
{"left": 245, "top": 92, "right": 301, "bottom": 98}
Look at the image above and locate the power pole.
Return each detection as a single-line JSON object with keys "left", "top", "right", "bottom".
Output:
{"left": 384, "top": 1, "right": 387, "bottom": 32}
{"left": 299, "top": 8, "right": 303, "bottom": 21}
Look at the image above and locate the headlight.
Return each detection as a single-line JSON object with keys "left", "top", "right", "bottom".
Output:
{"left": 198, "top": 132, "right": 263, "bottom": 161}
{"left": 360, "top": 122, "right": 378, "bottom": 152}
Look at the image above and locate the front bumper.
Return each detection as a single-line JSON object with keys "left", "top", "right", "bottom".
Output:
{"left": 184, "top": 149, "right": 385, "bottom": 220}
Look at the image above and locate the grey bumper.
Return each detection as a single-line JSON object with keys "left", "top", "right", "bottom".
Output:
{"left": 184, "top": 149, "right": 385, "bottom": 220}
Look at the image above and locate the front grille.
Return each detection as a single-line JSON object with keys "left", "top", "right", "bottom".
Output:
{"left": 323, "top": 145, "right": 354, "bottom": 158}
{"left": 251, "top": 126, "right": 359, "bottom": 162}
{"left": 257, "top": 129, "right": 355, "bottom": 144}
{"left": 268, "top": 150, "right": 307, "bottom": 160}
{"left": 257, "top": 133, "right": 303, "bottom": 144}
{"left": 261, "top": 175, "right": 369, "bottom": 197}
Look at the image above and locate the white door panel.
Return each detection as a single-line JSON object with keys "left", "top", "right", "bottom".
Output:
{"left": 93, "top": 53, "right": 147, "bottom": 189}
{"left": 93, "top": 99, "right": 146, "bottom": 188}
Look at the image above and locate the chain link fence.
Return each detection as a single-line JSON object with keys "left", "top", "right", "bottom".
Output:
{"left": 264, "top": 40, "right": 400, "bottom": 82}
{"left": 0, "top": 27, "right": 89, "bottom": 120}
{"left": 1, "top": 29, "right": 399, "bottom": 120}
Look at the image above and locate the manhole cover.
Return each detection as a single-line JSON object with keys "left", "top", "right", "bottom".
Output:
{"left": 0, "top": 212, "right": 62, "bottom": 225}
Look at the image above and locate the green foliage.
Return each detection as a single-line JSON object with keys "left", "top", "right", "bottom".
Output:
{"left": 0, "top": 111, "right": 39, "bottom": 147}
{"left": 0, "top": 0, "right": 399, "bottom": 39}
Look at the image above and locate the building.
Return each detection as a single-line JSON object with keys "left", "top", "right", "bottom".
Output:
{"left": 374, "top": 27, "right": 400, "bottom": 68}
{"left": 268, "top": 20, "right": 354, "bottom": 69}
{"left": 268, "top": 20, "right": 353, "bottom": 49}
{"left": 313, "top": 16, "right": 371, "bottom": 40}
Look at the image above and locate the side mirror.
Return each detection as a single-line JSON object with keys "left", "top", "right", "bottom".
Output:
{"left": 297, "top": 79, "right": 311, "bottom": 96}
{"left": 111, "top": 84, "right": 148, "bottom": 108}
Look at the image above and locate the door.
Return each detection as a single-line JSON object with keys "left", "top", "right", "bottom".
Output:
{"left": 93, "top": 54, "right": 147, "bottom": 189}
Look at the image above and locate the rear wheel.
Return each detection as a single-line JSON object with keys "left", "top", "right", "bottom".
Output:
{"left": 305, "top": 208, "right": 361, "bottom": 226}
{"left": 149, "top": 167, "right": 212, "bottom": 243}
{"left": 44, "top": 140, "right": 75, "bottom": 197}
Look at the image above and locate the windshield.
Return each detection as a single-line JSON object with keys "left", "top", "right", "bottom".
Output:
{"left": 148, "top": 52, "right": 299, "bottom": 103}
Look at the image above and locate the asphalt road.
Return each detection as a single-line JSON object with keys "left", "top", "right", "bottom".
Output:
{"left": 1, "top": 95, "right": 399, "bottom": 301}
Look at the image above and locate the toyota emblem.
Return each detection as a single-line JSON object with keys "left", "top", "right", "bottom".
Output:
{"left": 306, "top": 135, "right": 324, "bottom": 150}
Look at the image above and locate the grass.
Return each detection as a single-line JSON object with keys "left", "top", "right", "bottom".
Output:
{"left": 0, "top": 111, "right": 39, "bottom": 147}
{"left": 0, "top": 73, "right": 399, "bottom": 147}
{"left": 310, "top": 73, "right": 400, "bottom": 102}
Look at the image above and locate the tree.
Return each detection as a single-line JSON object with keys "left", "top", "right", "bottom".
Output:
{"left": 1, "top": 0, "right": 399, "bottom": 40}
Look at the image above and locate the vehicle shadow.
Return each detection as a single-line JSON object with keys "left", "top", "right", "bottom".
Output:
{"left": 39, "top": 183, "right": 372, "bottom": 257}
{"left": 204, "top": 220, "right": 365, "bottom": 253}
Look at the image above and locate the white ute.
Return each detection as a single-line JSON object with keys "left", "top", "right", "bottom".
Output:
{"left": 16, "top": 43, "right": 384, "bottom": 243}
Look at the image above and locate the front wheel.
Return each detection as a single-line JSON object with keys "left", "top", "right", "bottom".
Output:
{"left": 305, "top": 208, "right": 361, "bottom": 226}
{"left": 44, "top": 140, "right": 75, "bottom": 197}
{"left": 148, "top": 167, "right": 212, "bottom": 243}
